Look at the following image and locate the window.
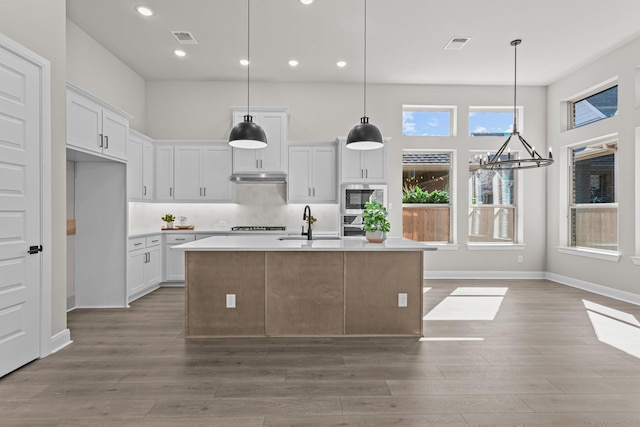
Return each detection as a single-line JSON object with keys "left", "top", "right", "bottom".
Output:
{"left": 402, "top": 151, "right": 452, "bottom": 243}
{"left": 469, "top": 153, "right": 516, "bottom": 243}
{"left": 569, "top": 141, "right": 618, "bottom": 252}
{"left": 469, "top": 107, "right": 520, "bottom": 137}
{"left": 402, "top": 105, "right": 456, "bottom": 137}
{"left": 571, "top": 85, "right": 618, "bottom": 128}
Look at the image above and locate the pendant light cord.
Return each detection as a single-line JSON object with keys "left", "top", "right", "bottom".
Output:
{"left": 363, "top": 0, "right": 367, "bottom": 118}
{"left": 512, "top": 40, "right": 518, "bottom": 133}
{"left": 247, "top": 0, "right": 251, "bottom": 117}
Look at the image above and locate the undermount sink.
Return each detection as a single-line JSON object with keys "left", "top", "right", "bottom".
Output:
{"left": 277, "top": 236, "right": 342, "bottom": 241}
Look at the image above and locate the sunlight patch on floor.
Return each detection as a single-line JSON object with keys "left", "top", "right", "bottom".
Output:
{"left": 424, "top": 296, "right": 504, "bottom": 320}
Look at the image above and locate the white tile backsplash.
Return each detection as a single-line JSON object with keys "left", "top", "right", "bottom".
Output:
{"left": 129, "top": 183, "right": 339, "bottom": 234}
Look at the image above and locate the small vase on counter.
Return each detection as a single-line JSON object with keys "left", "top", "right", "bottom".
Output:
{"left": 366, "top": 230, "right": 386, "bottom": 243}
{"left": 165, "top": 222, "right": 174, "bottom": 229}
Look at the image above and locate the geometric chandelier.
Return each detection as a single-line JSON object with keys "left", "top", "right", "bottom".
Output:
{"left": 479, "top": 39, "right": 553, "bottom": 170}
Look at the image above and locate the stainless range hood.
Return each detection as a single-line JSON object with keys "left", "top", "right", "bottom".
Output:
{"left": 230, "top": 172, "right": 287, "bottom": 184}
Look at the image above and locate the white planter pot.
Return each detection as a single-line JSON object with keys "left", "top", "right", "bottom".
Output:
{"left": 365, "top": 230, "right": 386, "bottom": 243}
{"left": 165, "top": 221, "right": 174, "bottom": 229}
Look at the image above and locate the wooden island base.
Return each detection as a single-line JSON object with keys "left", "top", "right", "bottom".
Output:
{"left": 185, "top": 251, "right": 423, "bottom": 337}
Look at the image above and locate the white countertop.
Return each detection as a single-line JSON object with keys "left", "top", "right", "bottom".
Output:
{"left": 172, "top": 235, "right": 436, "bottom": 252}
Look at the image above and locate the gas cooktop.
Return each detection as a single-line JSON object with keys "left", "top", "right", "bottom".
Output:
{"left": 231, "top": 226, "right": 287, "bottom": 232}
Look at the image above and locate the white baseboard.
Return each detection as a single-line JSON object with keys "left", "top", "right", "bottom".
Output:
{"left": 128, "top": 284, "right": 161, "bottom": 304}
{"left": 424, "top": 271, "right": 546, "bottom": 280}
{"left": 49, "top": 329, "right": 72, "bottom": 355}
{"left": 546, "top": 272, "right": 640, "bottom": 306}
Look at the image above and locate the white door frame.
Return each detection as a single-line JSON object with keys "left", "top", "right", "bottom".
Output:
{"left": 0, "top": 33, "right": 53, "bottom": 358}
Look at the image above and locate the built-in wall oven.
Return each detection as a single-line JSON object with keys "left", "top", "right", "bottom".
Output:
{"left": 340, "top": 184, "right": 387, "bottom": 236}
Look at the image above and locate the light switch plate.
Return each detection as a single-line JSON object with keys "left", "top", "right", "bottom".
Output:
{"left": 398, "top": 293, "right": 408, "bottom": 307}
{"left": 226, "top": 294, "right": 236, "bottom": 308}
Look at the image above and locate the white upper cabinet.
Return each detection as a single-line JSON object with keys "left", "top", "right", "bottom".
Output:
{"left": 339, "top": 137, "right": 388, "bottom": 183}
{"left": 66, "top": 84, "right": 131, "bottom": 161}
{"left": 174, "top": 143, "right": 233, "bottom": 202}
{"left": 231, "top": 109, "right": 288, "bottom": 173}
{"left": 127, "top": 131, "right": 154, "bottom": 201}
{"left": 155, "top": 145, "right": 174, "bottom": 201}
{"left": 288, "top": 144, "right": 337, "bottom": 203}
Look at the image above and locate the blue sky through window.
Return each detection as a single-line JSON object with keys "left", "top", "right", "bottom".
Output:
{"left": 402, "top": 111, "right": 451, "bottom": 136}
{"left": 469, "top": 111, "right": 514, "bottom": 136}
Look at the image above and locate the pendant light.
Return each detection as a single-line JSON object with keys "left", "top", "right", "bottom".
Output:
{"left": 346, "top": 0, "right": 383, "bottom": 150}
{"left": 479, "top": 39, "right": 553, "bottom": 170}
{"left": 229, "top": 0, "right": 267, "bottom": 149}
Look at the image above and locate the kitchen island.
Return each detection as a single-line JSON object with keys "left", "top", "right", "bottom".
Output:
{"left": 173, "top": 235, "right": 435, "bottom": 338}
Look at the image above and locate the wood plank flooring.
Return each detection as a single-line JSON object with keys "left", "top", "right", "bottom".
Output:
{"left": 2, "top": 279, "right": 640, "bottom": 426}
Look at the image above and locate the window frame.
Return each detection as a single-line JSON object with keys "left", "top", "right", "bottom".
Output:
{"left": 468, "top": 150, "right": 522, "bottom": 246}
{"left": 401, "top": 149, "right": 456, "bottom": 245}
{"left": 468, "top": 106, "right": 523, "bottom": 137}
{"left": 568, "top": 82, "right": 618, "bottom": 130}
{"left": 567, "top": 138, "right": 619, "bottom": 254}
{"left": 402, "top": 105, "right": 457, "bottom": 137}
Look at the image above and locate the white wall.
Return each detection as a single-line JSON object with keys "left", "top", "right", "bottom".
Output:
{"left": 146, "top": 80, "right": 548, "bottom": 274}
{"left": 0, "top": 0, "right": 67, "bottom": 337}
{"left": 66, "top": 19, "right": 146, "bottom": 132}
{"left": 546, "top": 36, "right": 640, "bottom": 297}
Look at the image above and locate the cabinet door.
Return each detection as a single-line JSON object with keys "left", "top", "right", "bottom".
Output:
{"left": 202, "top": 145, "right": 233, "bottom": 201}
{"left": 256, "top": 112, "right": 285, "bottom": 172}
{"left": 174, "top": 146, "right": 202, "bottom": 200}
{"left": 67, "top": 90, "right": 102, "bottom": 154}
{"left": 102, "top": 109, "right": 128, "bottom": 160}
{"left": 312, "top": 146, "right": 337, "bottom": 202}
{"left": 155, "top": 146, "right": 174, "bottom": 200}
{"left": 127, "top": 250, "right": 146, "bottom": 298}
{"left": 144, "top": 246, "right": 162, "bottom": 287}
{"left": 165, "top": 244, "right": 186, "bottom": 281}
{"left": 288, "top": 147, "right": 312, "bottom": 201}
{"left": 127, "top": 134, "right": 143, "bottom": 200}
{"left": 341, "top": 143, "right": 364, "bottom": 181}
{"left": 233, "top": 147, "right": 259, "bottom": 173}
{"left": 142, "top": 140, "right": 154, "bottom": 200}
{"left": 363, "top": 147, "right": 386, "bottom": 181}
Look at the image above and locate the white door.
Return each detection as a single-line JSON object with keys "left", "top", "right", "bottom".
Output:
{"left": 101, "top": 108, "right": 128, "bottom": 161}
{"left": 341, "top": 143, "right": 364, "bottom": 181}
{"left": 142, "top": 140, "right": 154, "bottom": 200}
{"left": 288, "top": 147, "right": 312, "bottom": 201}
{"left": 257, "top": 112, "right": 284, "bottom": 172}
{"left": 202, "top": 145, "right": 233, "bottom": 201}
{"left": 0, "top": 45, "right": 42, "bottom": 377}
{"left": 155, "top": 145, "right": 174, "bottom": 200}
{"left": 174, "top": 146, "right": 202, "bottom": 200}
{"left": 363, "top": 147, "right": 386, "bottom": 182}
{"left": 312, "top": 146, "right": 337, "bottom": 202}
{"left": 126, "top": 134, "right": 143, "bottom": 200}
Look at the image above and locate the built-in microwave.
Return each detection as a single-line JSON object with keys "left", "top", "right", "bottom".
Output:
{"left": 341, "top": 184, "right": 387, "bottom": 214}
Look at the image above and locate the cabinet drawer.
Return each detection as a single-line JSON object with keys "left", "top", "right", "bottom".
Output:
{"left": 165, "top": 234, "right": 195, "bottom": 244}
{"left": 128, "top": 237, "right": 146, "bottom": 251}
{"left": 146, "top": 235, "right": 162, "bottom": 247}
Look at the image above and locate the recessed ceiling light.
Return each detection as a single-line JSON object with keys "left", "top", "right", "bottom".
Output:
{"left": 288, "top": 59, "right": 299, "bottom": 67}
{"left": 299, "top": 0, "right": 314, "bottom": 5}
{"left": 336, "top": 61, "right": 347, "bottom": 68}
{"left": 239, "top": 59, "right": 250, "bottom": 66}
{"left": 174, "top": 49, "right": 186, "bottom": 57}
{"left": 135, "top": 6, "right": 154, "bottom": 17}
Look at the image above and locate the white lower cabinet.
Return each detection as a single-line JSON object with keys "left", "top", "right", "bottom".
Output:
{"left": 164, "top": 234, "right": 195, "bottom": 282}
{"left": 127, "top": 235, "right": 163, "bottom": 302}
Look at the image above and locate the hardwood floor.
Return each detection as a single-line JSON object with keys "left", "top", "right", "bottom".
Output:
{"left": 2, "top": 279, "right": 640, "bottom": 426}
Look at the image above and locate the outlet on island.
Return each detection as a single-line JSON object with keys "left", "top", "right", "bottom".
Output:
{"left": 226, "top": 293, "right": 236, "bottom": 308}
{"left": 398, "top": 293, "right": 408, "bottom": 307}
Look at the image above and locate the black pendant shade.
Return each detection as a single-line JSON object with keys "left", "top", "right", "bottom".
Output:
{"left": 346, "top": 116, "right": 383, "bottom": 150}
{"left": 346, "top": 0, "right": 383, "bottom": 151}
{"left": 229, "top": 115, "right": 267, "bottom": 149}
{"left": 228, "top": 0, "right": 267, "bottom": 150}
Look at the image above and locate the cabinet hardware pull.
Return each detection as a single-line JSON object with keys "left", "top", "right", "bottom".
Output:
{"left": 169, "top": 187, "right": 173, "bottom": 197}
{"left": 256, "top": 159, "right": 259, "bottom": 169}
{"left": 143, "top": 185, "right": 147, "bottom": 195}
{"left": 151, "top": 240, "right": 158, "bottom": 243}
{"left": 313, "top": 187, "right": 316, "bottom": 196}
{"left": 361, "top": 169, "right": 364, "bottom": 178}
{"left": 365, "top": 169, "right": 368, "bottom": 178}
{"left": 260, "top": 159, "right": 263, "bottom": 169}
{"left": 104, "top": 135, "right": 109, "bottom": 149}
{"left": 199, "top": 187, "right": 202, "bottom": 196}
{"left": 134, "top": 242, "right": 143, "bottom": 246}
{"left": 99, "top": 134, "right": 103, "bottom": 148}
{"left": 203, "top": 187, "right": 206, "bottom": 196}
{"left": 175, "top": 238, "right": 185, "bottom": 241}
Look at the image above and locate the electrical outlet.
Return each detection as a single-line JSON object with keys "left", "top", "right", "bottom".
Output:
{"left": 388, "top": 202, "right": 393, "bottom": 210}
{"left": 398, "top": 293, "right": 408, "bottom": 307}
{"left": 518, "top": 255, "right": 524, "bottom": 263}
{"left": 226, "top": 294, "right": 236, "bottom": 308}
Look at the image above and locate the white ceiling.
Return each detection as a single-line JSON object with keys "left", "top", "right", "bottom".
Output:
{"left": 66, "top": 0, "right": 640, "bottom": 86}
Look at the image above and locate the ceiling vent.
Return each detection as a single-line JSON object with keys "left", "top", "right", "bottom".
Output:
{"left": 171, "top": 31, "right": 198, "bottom": 45}
{"left": 444, "top": 37, "right": 471, "bottom": 50}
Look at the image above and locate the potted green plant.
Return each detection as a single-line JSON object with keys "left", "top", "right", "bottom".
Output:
{"left": 161, "top": 213, "right": 175, "bottom": 229}
{"left": 362, "top": 200, "right": 390, "bottom": 243}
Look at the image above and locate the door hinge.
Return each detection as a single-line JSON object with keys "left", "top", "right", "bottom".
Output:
{"left": 28, "top": 245, "right": 43, "bottom": 255}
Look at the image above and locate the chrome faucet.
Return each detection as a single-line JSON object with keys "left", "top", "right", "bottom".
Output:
{"left": 302, "top": 205, "right": 313, "bottom": 240}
